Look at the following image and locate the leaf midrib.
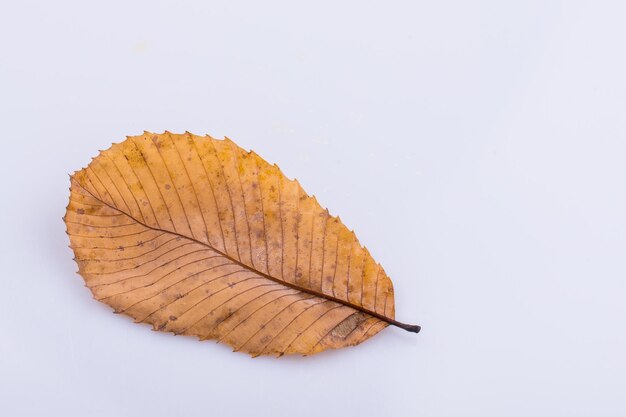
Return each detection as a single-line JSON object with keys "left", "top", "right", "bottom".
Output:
{"left": 72, "top": 177, "right": 420, "bottom": 333}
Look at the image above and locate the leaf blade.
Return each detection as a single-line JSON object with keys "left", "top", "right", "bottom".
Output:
{"left": 65, "top": 132, "right": 415, "bottom": 356}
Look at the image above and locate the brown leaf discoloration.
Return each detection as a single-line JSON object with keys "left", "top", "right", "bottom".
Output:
{"left": 65, "top": 132, "right": 418, "bottom": 357}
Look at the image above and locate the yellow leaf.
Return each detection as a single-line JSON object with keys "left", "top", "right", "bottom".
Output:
{"left": 64, "top": 132, "right": 419, "bottom": 357}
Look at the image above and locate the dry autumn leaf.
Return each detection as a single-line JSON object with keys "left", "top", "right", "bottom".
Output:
{"left": 64, "top": 132, "right": 420, "bottom": 356}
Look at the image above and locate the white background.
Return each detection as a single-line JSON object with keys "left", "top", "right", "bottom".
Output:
{"left": 1, "top": 1, "right": 625, "bottom": 416}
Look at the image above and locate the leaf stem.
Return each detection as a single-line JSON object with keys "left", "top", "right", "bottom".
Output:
{"left": 389, "top": 321, "right": 421, "bottom": 333}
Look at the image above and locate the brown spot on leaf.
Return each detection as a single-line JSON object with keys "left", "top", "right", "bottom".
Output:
{"left": 76, "top": 208, "right": 85, "bottom": 215}
{"left": 331, "top": 313, "right": 365, "bottom": 339}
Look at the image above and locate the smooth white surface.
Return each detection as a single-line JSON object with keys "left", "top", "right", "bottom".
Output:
{"left": 1, "top": 1, "right": 626, "bottom": 416}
